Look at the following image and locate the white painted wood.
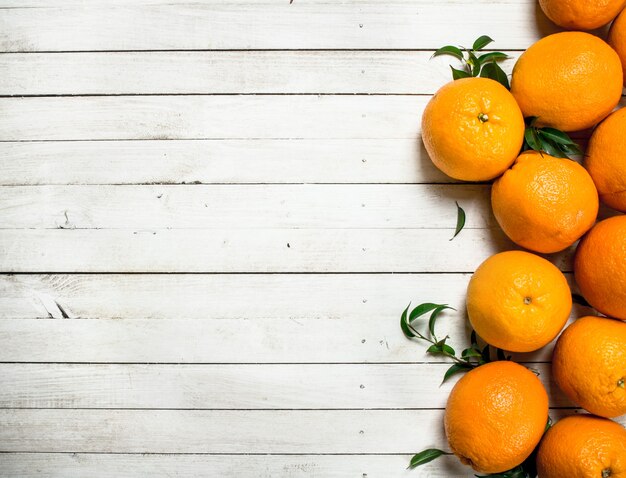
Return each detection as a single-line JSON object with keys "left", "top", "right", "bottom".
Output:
{"left": 0, "top": 95, "right": 426, "bottom": 141}
{"left": 5, "top": 409, "right": 613, "bottom": 454}
{"left": 0, "top": 453, "right": 471, "bottom": 478}
{"left": 0, "top": 184, "right": 494, "bottom": 229}
{"left": 0, "top": 363, "right": 571, "bottom": 409}
{"left": 0, "top": 51, "right": 519, "bottom": 95}
{"left": 0, "top": 139, "right": 453, "bottom": 185}
{"left": 0, "top": 228, "right": 573, "bottom": 273}
{"left": 0, "top": 1, "right": 559, "bottom": 52}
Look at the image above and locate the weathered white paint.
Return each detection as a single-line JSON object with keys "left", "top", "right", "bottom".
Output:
{"left": 0, "top": 1, "right": 559, "bottom": 52}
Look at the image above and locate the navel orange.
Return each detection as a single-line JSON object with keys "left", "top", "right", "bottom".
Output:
{"left": 610, "top": 8, "right": 626, "bottom": 86}
{"left": 585, "top": 108, "right": 626, "bottom": 212}
{"left": 510, "top": 32, "right": 623, "bottom": 131}
{"left": 422, "top": 77, "right": 525, "bottom": 181}
{"left": 536, "top": 414, "right": 626, "bottom": 478}
{"left": 552, "top": 316, "right": 626, "bottom": 418}
{"left": 467, "top": 251, "right": 571, "bottom": 352}
{"left": 491, "top": 150, "right": 599, "bottom": 253}
{"left": 539, "top": 0, "right": 626, "bottom": 30}
{"left": 574, "top": 216, "right": 626, "bottom": 320}
{"left": 444, "top": 361, "right": 549, "bottom": 474}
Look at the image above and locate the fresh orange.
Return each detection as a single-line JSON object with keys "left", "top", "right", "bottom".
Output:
{"left": 491, "top": 150, "right": 599, "bottom": 253}
{"left": 539, "top": 0, "right": 626, "bottom": 30}
{"left": 609, "top": 8, "right": 626, "bottom": 85}
{"left": 466, "top": 251, "right": 571, "bottom": 353}
{"left": 421, "top": 77, "right": 525, "bottom": 181}
{"left": 575, "top": 216, "right": 626, "bottom": 320}
{"left": 585, "top": 108, "right": 626, "bottom": 212}
{"left": 444, "top": 361, "right": 549, "bottom": 473}
{"left": 510, "top": 32, "right": 623, "bottom": 131}
{"left": 552, "top": 316, "right": 626, "bottom": 418}
{"left": 536, "top": 414, "right": 626, "bottom": 477}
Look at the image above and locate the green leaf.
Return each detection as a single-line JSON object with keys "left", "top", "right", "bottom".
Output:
{"left": 441, "top": 344, "right": 456, "bottom": 356}
{"left": 477, "top": 51, "right": 509, "bottom": 63}
{"left": 470, "top": 330, "right": 478, "bottom": 348}
{"left": 538, "top": 127, "right": 577, "bottom": 145}
{"left": 427, "top": 344, "right": 442, "bottom": 353}
{"left": 472, "top": 35, "right": 494, "bottom": 51}
{"left": 428, "top": 305, "right": 454, "bottom": 338}
{"left": 467, "top": 51, "right": 481, "bottom": 76}
{"left": 443, "top": 363, "right": 467, "bottom": 383}
{"left": 537, "top": 137, "right": 569, "bottom": 158}
{"left": 408, "top": 449, "right": 452, "bottom": 469}
{"left": 479, "top": 61, "right": 510, "bottom": 89}
{"left": 400, "top": 303, "right": 415, "bottom": 338}
{"left": 410, "top": 303, "right": 443, "bottom": 322}
{"left": 432, "top": 45, "right": 464, "bottom": 61}
{"left": 450, "top": 201, "right": 466, "bottom": 241}
{"left": 461, "top": 347, "right": 482, "bottom": 359}
{"left": 524, "top": 127, "right": 541, "bottom": 152}
{"left": 451, "top": 66, "right": 471, "bottom": 80}
{"left": 481, "top": 344, "right": 491, "bottom": 363}
{"left": 572, "top": 293, "right": 591, "bottom": 307}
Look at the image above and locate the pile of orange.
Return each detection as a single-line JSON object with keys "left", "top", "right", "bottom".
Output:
{"left": 417, "top": 0, "right": 626, "bottom": 475}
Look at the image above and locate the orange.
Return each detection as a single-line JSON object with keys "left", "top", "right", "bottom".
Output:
{"left": 575, "top": 216, "right": 626, "bottom": 320}
{"left": 536, "top": 414, "right": 626, "bottom": 477}
{"left": 491, "top": 150, "right": 599, "bottom": 253}
{"left": 421, "top": 77, "right": 525, "bottom": 181}
{"left": 609, "top": 8, "right": 626, "bottom": 85}
{"left": 444, "top": 361, "right": 549, "bottom": 473}
{"left": 466, "top": 251, "right": 571, "bottom": 353}
{"left": 585, "top": 108, "right": 626, "bottom": 212}
{"left": 552, "top": 316, "right": 626, "bottom": 418}
{"left": 539, "top": 0, "right": 626, "bottom": 30}
{"left": 510, "top": 32, "right": 623, "bottom": 131}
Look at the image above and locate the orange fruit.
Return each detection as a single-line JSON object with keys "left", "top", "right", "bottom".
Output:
{"left": 444, "top": 361, "right": 549, "bottom": 473}
{"left": 536, "top": 414, "right": 626, "bottom": 477}
{"left": 421, "top": 77, "right": 525, "bottom": 181}
{"left": 491, "top": 150, "right": 599, "bottom": 253}
{"left": 575, "top": 216, "right": 626, "bottom": 320}
{"left": 552, "top": 316, "right": 626, "bottom": 418}
{"left": 609, "top": 8, "right": 626, "bottom": 85}
{"left": 539, "top": 0, "right": 626, "bottom": 30}
{"left": 510, "top": 32, "right": 623, "bottom": 131}
{"left": 585, "top": 108, "right": 626, "bottom": 212}
{"left": 466, "top": 251, "right": 571, "bottom": 352}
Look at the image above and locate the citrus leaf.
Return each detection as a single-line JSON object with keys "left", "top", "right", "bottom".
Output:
{"left": 409, "top": 303, "right": 443, "bottom": 322}
{"left": 408, "top": 449, "right": 451, "bottom": 469}
{"left": 537, "top": 137, "right": 569, "bottom": 158}
{"left": 481, "top": 344, "right": 491, "bottom": 363}
{"left": 479, "top": 61, "right": 510, "bottom": 89}
{"left": 442, "top": 363, "right": 467, "bottom": 383}
{"left": 524, "top": 127, "right": 541, "bottom": 152}
{"left": 427, "top": 344, "right": 442, "bottom": 353}
{"left": 450, "top": 65, "right": 471, "bottom": 80}
{"left": 472, "top": 35, "right": 494, "bottom": 51}
{"left": 428, "top": 305, "right": 454, "bottom": 338}
{"left": 467, "top": 51, "right": 480, "bottom": 76}
{"left": 477, "top": 51, "right": 509, "bottom": 63}
{"left": 470, "top": 330, "right": 478, "bottom": 348}
{"left": 400, "top": 303, "right": 415, "bottom": 338}
{"left": 432, "top": 45, "right": 464, "bottom": 61}
{"left": 441, "top": 344, "right": 456, "bottom": 356}
{"left": 461, "top": 347, "right": 482, "bottom": 358}
{"left": 538, "top": 127, "right": 577, "bottom": 145}
{"left": 450, "top": 201, "right": 466, "bottom": 241}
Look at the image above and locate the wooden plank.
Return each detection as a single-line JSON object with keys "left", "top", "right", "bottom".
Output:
{"left": 0, "top": 51, "right": 519, "bottom": 95}
{"left": 0, "top": 1, "right": 559, "bottom": 52}
{"left": 0, "top": 184, "right": 494, "bottom": 230}
{"left": 0, "top": 95, "right": 427, "bottom": 141}
{"left": 0, "top": 139, "right": 453, "bottom": 185}
{"left": 0, "top": 363, "right": 571, "bottom": 409}
{"left": 4, "top": 409, "right": 613, "bottom": 454}
{"left": 0, "top": 228, "right": 573, "bottom": 273}
{"left": 0, "top": 453, "right": 472, "bottom": 478}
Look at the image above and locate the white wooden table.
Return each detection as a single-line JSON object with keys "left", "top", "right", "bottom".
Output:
{"left": 0, "top": 1, "right": 617, "bottom": 476}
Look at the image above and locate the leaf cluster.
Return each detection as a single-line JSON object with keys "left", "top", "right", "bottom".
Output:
{"left": 522, "top": 117, "right": 583, "bottom": 160}
{"left": 432, "top": 35, "right": 510, "bottom": 89}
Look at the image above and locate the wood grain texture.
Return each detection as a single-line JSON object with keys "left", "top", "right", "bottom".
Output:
{"left": 0, "top": 228, "right": 573, "bottom": 273}
{"left": 0, "top": 1, "right": 559, "bottom": 52}
{"left": 0, "top": 363, "right": 572, "bottom": 409}
{"left": 0, "top": 453, "right": 470, "bottom": 478}
{"left": 0, "top": 184, "right": 494, "bottom": 229}
{"left": 0, "top": 51, "right": 518, "bottom": 95}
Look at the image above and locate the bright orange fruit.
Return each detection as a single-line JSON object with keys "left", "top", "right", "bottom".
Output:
{"left": 536, "top": 415, "right": 626, "bottom": 477}
{"left": 510, "top": 32, "right": 623, "bottom": 131}
{"left": 467, "top": 251, "right": 571, "bottom": 353}
{"left": 609, "top": 8, "right": 626, "bottom": 85}
{"left": 574, "top": 216, "right": 626, "bottom": 320}
{"left": 422, "top": 77, "right": 525, "bottom": 181}
{"left": 444, "top": 361, "right": 549, "bottom": 474}
{"left": 491, "top": 150, "right": 598, "bottom": 253}
{"left": 539, "top": 0, "right": 626, "bottom": 30}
